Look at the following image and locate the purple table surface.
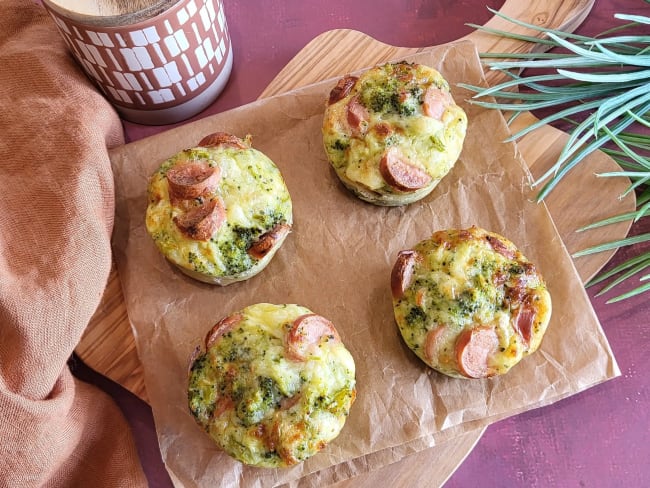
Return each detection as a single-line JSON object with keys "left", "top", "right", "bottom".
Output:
{"left": 72, "top": 1, "right": 650, "bottom": 486}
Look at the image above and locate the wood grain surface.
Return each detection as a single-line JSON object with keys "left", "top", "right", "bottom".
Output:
{"left": 74, "top": 0, "right": 638, "bottom": 485}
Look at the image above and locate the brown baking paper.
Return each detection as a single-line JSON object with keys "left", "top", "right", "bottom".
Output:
{"left": 109, "top": 41, "right": 620, "bottom": 487}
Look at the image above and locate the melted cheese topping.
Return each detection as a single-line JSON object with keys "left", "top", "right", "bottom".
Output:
{"left": 322, "top": 62, "right": 467, "bottom": 205}
{"left": 145, "top": 145, "right": 292, "bottom": 283}
{"left": 393, "top": 227, "right": 552, "bottom": 378}
{"left": 188, "top": 303, "right": 356, "bottom": 468}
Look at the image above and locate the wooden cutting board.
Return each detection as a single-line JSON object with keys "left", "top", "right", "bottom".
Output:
{"left": 76, "top": 0, "right": 636, "bottom": 485}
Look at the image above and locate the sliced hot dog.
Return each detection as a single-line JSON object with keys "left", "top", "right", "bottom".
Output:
{"left": 280, "top": 393, "right": 301, "bottom": 411}
{"left": 505, "top": 263, "right": 538, "bottom": 304}
{"left": 514, "top": 304, "right": 536, "bottom": 346}
{"left": 485, "top": 234, "right": 516, "bottom": 260}
{"left": 373, "top": 122, "right": 393, "bottom": 138}
{"left": 347, "top": 95, "right": 369, "bottom": 136}
{"left": 285, "top": 314, "right": 340, "bottom": 361}
{"left": 247, "top": 223, "right": 291, "bottom": 260}
{"left": 174, "top": 198, "right": 226, "bottom": 241}
{"left": 391, "top": 250, "right": 418, "bottom": 300}
{"left": 328, "top": 75, "right": 358, "bottom": 105}
{"left": 167, "top": 162, "right": 221, "bottom": 201}
{"left": 456, "top": 326, "right": 499, "bottom": 378}
{"left": 205, "top": 312, "right": 244, "bottom": 349}
{"left": 422, "top": 87, "right": 452, "bottom": 120}
{"left": 212, "top": 395, "right": 235, "bottom": 418}
{"left": 379, "top": 147, "right": 432, "bottom": 192}
{"left": 424, "top": 325, "right": 447, "bottom": 363}
{"left": 197, "top": 131, "right": 249, "bottom": 149}
{"left": 492, "top": 270, "right": 508, "bottom": 287}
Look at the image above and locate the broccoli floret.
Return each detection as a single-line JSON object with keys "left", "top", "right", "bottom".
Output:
{"left": 218, "top": 227, "right": 255, "bottom": 275}
{"left": 405, "top": 306, "right": 427, "bottom": 327}
{"left": 236, "top": 376, "right": 281, "bottom": 426}
{"left": 332, "top": 139, "right": 350, "bottom": 151}
{"left": 361, "top": 78, "right": 422, "bottom": 116}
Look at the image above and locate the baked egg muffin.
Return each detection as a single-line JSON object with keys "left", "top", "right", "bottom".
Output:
{"left": 145, "top": 132, "right": 292, "bottom": 285}
{"left": 188, "top": 303, "right": 356, "bottom": 468}
{"left": 391, "top": 226, "right": 552, "bottom": 378}
{"left": 322, "top": 61, "right": 467, "bottom": 206}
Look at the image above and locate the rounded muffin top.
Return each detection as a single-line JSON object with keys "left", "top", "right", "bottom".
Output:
{"left": 188, "top": 303, "right": 356, "bottom": 468}
{"left": 322, "top": 61, "right": 467, "bottom": 206}
{"left": 391, "top": 226, "right": 552, "bottom": 379}
{"left": 145, "top": 133, "right": 292, "bottom": 284}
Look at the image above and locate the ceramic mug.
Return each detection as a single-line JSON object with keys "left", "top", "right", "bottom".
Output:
{"left": 42, "top": 0, "right": 233, "bottom": 125}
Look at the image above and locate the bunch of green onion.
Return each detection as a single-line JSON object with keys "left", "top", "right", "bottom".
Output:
{"left": 460, "top": 6, "right": 650, "bottom": 302}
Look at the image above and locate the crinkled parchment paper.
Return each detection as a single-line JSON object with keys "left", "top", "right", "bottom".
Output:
{"left": 109, "top": 41, "right": 620, "bottom": 487}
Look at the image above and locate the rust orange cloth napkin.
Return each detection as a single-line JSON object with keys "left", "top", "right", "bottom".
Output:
{"left": 0, "top": 2, "right": 147, "bottom": 486}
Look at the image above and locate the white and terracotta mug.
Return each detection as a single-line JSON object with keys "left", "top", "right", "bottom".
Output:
{"left": 42, "top": 0, "right": 233, "bottom": 125}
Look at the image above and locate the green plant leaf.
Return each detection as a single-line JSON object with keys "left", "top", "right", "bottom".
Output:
{"left": 606, "top": 280, "right": 650, "bottom": 303}
{"left": 595, "top": 260, "right": 650, "bottom": 296}
{"left": 586, "top": 252, "right": 650, "bottom": 286}
{"left": 572, "top": 233, "right": 650, "bottom": 258}
{"left": 464, "top": 7, "right": 650, "bottom": 301}
{"left": 615, "top": 13, "right": 650, "bottom": 25}
{"left": 555, "top": 68, "right": 650, "bottom": 83}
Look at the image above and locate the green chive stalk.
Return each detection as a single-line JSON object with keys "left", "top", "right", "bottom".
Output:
{"left": 460, "top": 6, "right": 650, "bottom": 302}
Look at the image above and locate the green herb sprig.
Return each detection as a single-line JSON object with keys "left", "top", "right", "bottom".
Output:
{"left": 460, "top": 6, "right": 650, "bottom": 302}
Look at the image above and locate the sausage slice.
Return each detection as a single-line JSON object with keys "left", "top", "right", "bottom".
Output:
{"left": 285, "top": 314, "right": 340, "bottom": 361}
{"left": 212, "top": 396, "right": 235, "bottom": 418}
{"left": 347, "top": 95, "right": 369, "bottom": 136}
{"left": 424, "top": 325, "right": 447, "bottom": 363}
{"left": 485, "top": 234, "right": 516, "bottom": 260}
{"left": 247, "top": 223, "right": 291, "bottom": 260}
{"left": 174, "top": 198, "right": 226, "bottom": 241}
{"left": 514, "top": 305, "right": 536, "bottom": 346}
{"left": 198, "top": 131, "right": 249, "bottom": 149}
{"left": 422, "top": 87, "right": 452, "bottom": 120}
{"left": 391, "top": 250, "right": 418, "bottom": 300}
{"left": 167, "top": 162, "right": 221, "bottom": 201}
{"left": 379, "top": 147, "right": 432, "bottom": 192}
{"left": 205, "top": 312, "right": 244, "bottom": 349}
{"left": 328, "top": 75, "right": 358, "bottom": 105}
{"left": 456, "top": 326, "right": 499, "bottom": 378}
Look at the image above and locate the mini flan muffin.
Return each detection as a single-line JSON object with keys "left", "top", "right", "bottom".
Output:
{"left": 322, "top": 61, "right": 467, "bottom": 206}
{"left": 145, "top": 132, "right": 292, "bottom": 285}
{"left": 391, "top": 226, "right": 552, "bottom": 378}
{"left": 188, "top": 303, "right": 357, "bottom": 467}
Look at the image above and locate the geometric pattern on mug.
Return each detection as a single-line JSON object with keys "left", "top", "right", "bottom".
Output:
{"left": 46, "top": 0, "right": 230, "bottom": 109}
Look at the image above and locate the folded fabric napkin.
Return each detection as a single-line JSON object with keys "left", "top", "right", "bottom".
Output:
{"left": 0, "top": 2, "right": 146, "bottom": 485}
